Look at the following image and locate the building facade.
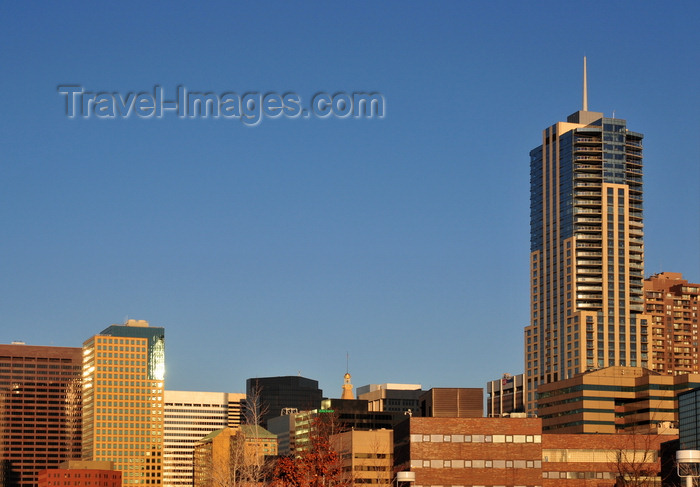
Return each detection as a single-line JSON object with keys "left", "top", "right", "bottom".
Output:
{"left": 357, "top": 383, "right": 423, "bottom": 415}
{"left": 678, "top": 387, "right": 700, "bottom": 450}
{"left": 524, "top": 61, "right": 650, "bottom": 413}
{"left": 246, "top": 376, "right": 322, "bottom": 428}
{"left": 81, "top": 320, "right": 165, "bottom": 486}
{"left": 163, "top": 391, "right": 245, "bottom": 487}
{"left": 38, "top": 461, "right": 121, "bottom": 487}
{"left": 0, "top": 343, "right": 82, "bottom": 487}
{"left": 394, "top": 417, "right": 665, "bottom": 487}
{"left": 192, "top": 426, "right": 277, "bottom": 487}
{"left": 644, "top": 272, "right": 700, "bottom": 375}
{"left": 537, "top": 366, "right": 700, "bottom": 434}
{"left": 418, "top": 388, "right": 483, "bottom": 418}
{"left": 486, "top": 373, "right": 524, "bottom": 417}
{"left": 330, "top": 429, "right": 393, "bottom": 487}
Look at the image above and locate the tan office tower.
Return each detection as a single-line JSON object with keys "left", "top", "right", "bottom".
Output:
{"left": 524, "top": 58, "right": 650, "bottom": 414}
{"left": 82, "top": 320, "right": 165, "bottom": 486}
{"left": 644, "top": 272, "right": 700, "bottom": 375}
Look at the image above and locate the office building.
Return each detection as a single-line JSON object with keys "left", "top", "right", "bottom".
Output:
{"left": 418, "top": 388, "right": 483, "bottom": 418}
{"left": 38, "top": 461, "right": 120, "bottom": 487}
{"left": 0, "top": 343, "right": 82, "bottom": 487}
{"left": 537, "top": 366, "right": 700, "bottom": 434}
{"left": 245, "top": 376, "right": 322, "bottom": 428}
{"left": 486, "top": 373, "right": 525, "bottom": 417}
{"left": 524, "top": 58, "right": 650, "bottom": 414}
{"left": 163, "top": 391, "right": 245, "bottom": 487}
{"left": 192, "top": 426, "right": 277, "bottom": 487}
{"left": 678, "top": 387, "right": 700, "bottom": 450}
{"left": 81, "top": 320, "right": 165, "bottom": 486}
{"left": 644, "top": 272, "right": 700, "bottom": 375}
{"left": 357, "top": 383, "right": 423, "bottom": 414}
{"left": 394, "top": 417, "right": 665, "bottom": 487}
{"left": 330, "top": 429, "right": 393, "bottom": 487}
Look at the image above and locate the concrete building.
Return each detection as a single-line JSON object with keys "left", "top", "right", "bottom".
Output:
{"left": 394, "top": 417, "right": 666, "bottom": 487}
{"left": 38, "top": 461, "right": 120, "bottom": 487}
{"left": 486, "top": 373, "right": 524, "bottom": 417}
{"left": 81, "top": 320, "right": 165, "bottom": 486}
{"left": 245, "top": 376, "right": 322, "bottom": 428}
{"left": 537, "top": 366, "right": 700, "bottom": 434}
{"left": 330, "top": 429, "right": 393, "bottom": 487}
{"left": 0, "top": 343, "right": 82, "bottom": 487}
{"left": 644, "top": 272, "right": 700, "bottom": 375}
{"left": 356, "top": 383, "right": 423, "bottom": 414}
{"left": 524, "top": 58, "right": 650, "bottom": 414}
{"left": 192, "top": 426, "right": 277, "bottom": 487}
{"left": 163, "top": 391, "right": 246, "bottom": 487}
{"left": 418, "top": 388, "right": 483, "bottom": 418}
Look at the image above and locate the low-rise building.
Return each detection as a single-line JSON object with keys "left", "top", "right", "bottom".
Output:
{"left": 331, "top": 429, "right": 393, "bottom": 487}
{"left": 537, "top": 366, "right": 700, "bottom": 434}
{"left": 38, "top": 461, "right": 120, "bottom": 487}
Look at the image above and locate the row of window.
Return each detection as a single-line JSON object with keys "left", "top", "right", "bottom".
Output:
{"left": 410, "top": 434, "right": 541, "bottom": 444}
{"left": 411, "top": 459, "right": 541, "bottom": 469}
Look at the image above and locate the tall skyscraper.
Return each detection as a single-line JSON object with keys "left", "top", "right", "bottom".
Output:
{"left": 163, "top": 390, "right": 246, "bottom": 487}
{"left": 82, "top": 320, "right": 165, "bottom": 486}
{"left": 524, "top": 58, "right": 650, "bottom": 413}
{"left": 0, "top": 344, "right": 82, "bottom": 487}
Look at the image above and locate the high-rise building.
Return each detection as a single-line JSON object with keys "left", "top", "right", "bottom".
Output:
{"left": 81, "top": 320, "right": 165, "bottom": 487}
{"left": 643, "top": 272, "right": 700, "bottom": 375}
{"left": 0, "top": 343, "right": 82, "bottom": 487}
{"left": 163, "top": 391, "right": 245, "bottom": 487}
{"left": 245, "top": 376, "right": 322, "bottom": 428}
{"left": 524, "top": 58, "right": 650, "bottom": 413}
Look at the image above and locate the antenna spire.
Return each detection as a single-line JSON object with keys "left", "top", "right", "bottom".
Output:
{"left": 582, "top": 56, "right": 588, "bottom": 111}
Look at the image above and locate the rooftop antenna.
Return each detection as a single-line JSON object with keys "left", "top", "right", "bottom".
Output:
{"left": 582, "top": 56, "right": 588, "bottom": 111}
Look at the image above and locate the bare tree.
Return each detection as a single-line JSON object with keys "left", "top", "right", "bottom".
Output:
{"left": 610, "top": 432, "right": 664, "bottom": 487}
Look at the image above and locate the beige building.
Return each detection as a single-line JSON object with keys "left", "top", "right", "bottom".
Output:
{"left": 644, "top": 272, "right": 700, "bottom": 375}
{"left": 537, "top": 366, "right": 700, "bottom": 434}
{"left": 82, "top": 320, "right": 165, "bottom": 486}
{"left": 357, "top": 383, "right": 422, "bottom": 414}
{"left": 331, "top": 429, "right": 393, "bottom": 487}
{"left": 525, "top": 59, "right": 650, "bottom": 414}
{"left": 192, "top": 426, "right": 277, "bottom": 487}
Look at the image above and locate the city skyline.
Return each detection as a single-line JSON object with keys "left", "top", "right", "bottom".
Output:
{"left": 1, "top": 2, "right": 698, "bottom": 400}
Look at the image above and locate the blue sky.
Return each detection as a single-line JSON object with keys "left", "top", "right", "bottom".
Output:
{"left": 1, "top": 2, "right": 698, "bottom": 397}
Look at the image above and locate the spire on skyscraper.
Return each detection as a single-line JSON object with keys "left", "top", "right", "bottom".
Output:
{"left": 582, "top": 56, "right": 588, "bottom": 111}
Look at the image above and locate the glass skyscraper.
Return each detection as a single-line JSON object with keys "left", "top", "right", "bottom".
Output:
{"left": 524, "top": 67, "right": 650, "bottom": 414}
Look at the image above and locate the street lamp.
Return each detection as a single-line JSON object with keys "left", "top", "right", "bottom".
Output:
{"left": 677, "top": 450, "right": 700, "bottom": 487}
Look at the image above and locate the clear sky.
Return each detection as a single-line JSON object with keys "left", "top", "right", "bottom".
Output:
{"left": 1, "top": 2, "right": 698, "bottom": 398}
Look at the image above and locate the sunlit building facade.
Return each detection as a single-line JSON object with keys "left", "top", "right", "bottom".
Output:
{"left": 0, "top": 344, "right": 82, "bottom": 487}
{"left": 644, "top": 272, "right": 700, "bottom": 375}
{"left": 82, "top": 320, "right": 165, "bottom": 487}
{"left": 524, "top": 62, "right": 650, "bottom": 413}
{"left": 163, "top": 391, "right": 245, "bottom": 487}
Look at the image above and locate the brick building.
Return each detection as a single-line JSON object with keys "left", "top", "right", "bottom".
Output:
{"left": 644, "top": 272, "right": 700, "bottom": 375}
{"left": 394, "top": 417, "right": 667, "bottom": 487}
{"left": 38, "top": 461, "right": 120, "bottom": 487}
